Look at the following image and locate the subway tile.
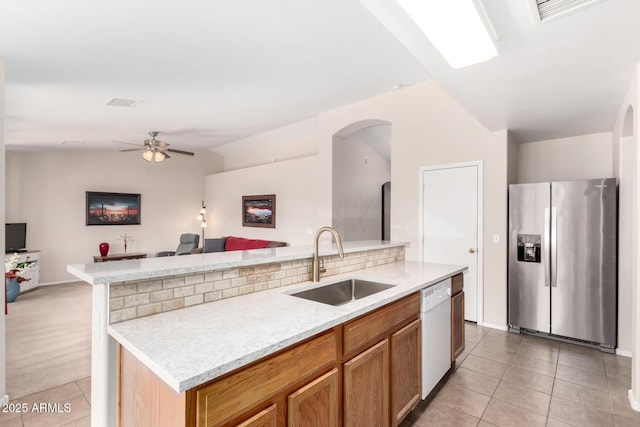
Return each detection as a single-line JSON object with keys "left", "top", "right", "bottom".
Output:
{"left": 184, "top": 294, "right": 204, "bottom": 307}
{"left": 149, "top": 289, "right": 173, "bottom": 303}
{"left": 204, "top": 291, "right": 222, "bottom": 302}
{"left": 204, "top": 271, "right": 223, "bottom": 281}
{"left": 109, "top": 297, "right": 124, "bottom": 310}
{"left": 185, "top": 274, "right": 205, "bottom": 286}
{"left": 123, "top": 293, "right": 149, "bottom": 307}
{"left": 213, "top": 279, "right": 231, "bottom": 291}
{"left": 109, "top": 283, "right": 137, "bottom": 297}
{"left": 222, "top": 269, "right": 239, "bottom": 279}
{"left": 137, "top": 280, "right": 162, "bottom": 293}
{"left": 109, "top": 307, "right": 137, "bottom": 323}
{"left": 231, "top": 277, "right": 247, "bottom": 288}
{"left": 161, "top": 299, "right": 184, "bottom": 311}
{"left": 222, "top": 287, "right": 239, "bottom": 298}
{"left": 173, "top": 285, "right": 194, "bottom": 298}
{"left": 137, "top": 303, "right": 162, "bottom": 318}
{"left": 162, "top": 277, "right": 185, "bottom": 289}
{"left": 195, "top": 282, "right": 214, "bottom": 294}
{"left": 238, "top": 284, "right": 255, "bottom": 295}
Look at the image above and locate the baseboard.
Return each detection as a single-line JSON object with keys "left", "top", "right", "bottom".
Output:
{"left": 628, "top": 389, "right": 640, "bottom": 412}
{"left": 616, "top": 348, "right": 633, "bottom": 358}
{"left": 0, "top": 394, "right": 8, "bottom": 405}
{"left": 478, "top": 321, "right": 508, "bottom": 331}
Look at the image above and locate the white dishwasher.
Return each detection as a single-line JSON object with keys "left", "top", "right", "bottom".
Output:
{"left": 421, "top": 278, "right": 452, "bottom": 399}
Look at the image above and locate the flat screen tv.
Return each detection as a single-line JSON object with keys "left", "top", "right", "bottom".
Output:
{"left": 5, "top": 223, "right": 27, "bottom": 253}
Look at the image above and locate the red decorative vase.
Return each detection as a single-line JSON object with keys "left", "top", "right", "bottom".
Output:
{"left": 99, "top": 242, "right": 109, "bottom": 257}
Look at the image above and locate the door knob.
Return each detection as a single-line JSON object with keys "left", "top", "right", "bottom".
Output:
{"left": 468, "top": 248, "right": 476, "bottom": 254}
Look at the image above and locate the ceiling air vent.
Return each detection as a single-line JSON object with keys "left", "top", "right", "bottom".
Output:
{"left": 532, "top": 0, "right": 604, "bottom": 22}
{"left": 106, "top": 98, "right": 143, "bottom": 108}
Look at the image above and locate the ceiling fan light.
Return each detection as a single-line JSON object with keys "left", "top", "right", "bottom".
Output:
{"left": 142, "top": 150, "right": 154, "bottom": 162}
{"left": 153, "top": 150, "right": 166, "bottom": 163}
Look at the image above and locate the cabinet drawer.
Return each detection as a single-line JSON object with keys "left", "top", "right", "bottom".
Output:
{"left": 196, "top": 331, "right": 336, "bottom": 427}
{"left": 451, "top": 273, "right": 463, "bottom": 296}
{"left": 343, "top": 293, "right": 419, "bottom": 357}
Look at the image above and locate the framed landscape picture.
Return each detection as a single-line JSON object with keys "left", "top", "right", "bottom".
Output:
{"left": 86, "top": 191, "right": 141, "bottom": 226}
{"left": 242, "top": 194, "right": 276, "bottom": 228}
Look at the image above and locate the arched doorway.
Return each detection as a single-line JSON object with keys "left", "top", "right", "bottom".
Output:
{"left": 332, "top": 120, "right": 391, "bottom": 241}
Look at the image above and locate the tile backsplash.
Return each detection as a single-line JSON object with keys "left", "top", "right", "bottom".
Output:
{"left": 109, "top": 246, "right": 404, "bottom": 324}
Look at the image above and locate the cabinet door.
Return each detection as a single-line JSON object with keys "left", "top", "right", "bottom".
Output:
{"left": 451, "top": 291, "right": 465, "bottom": 362}
{"left": 288, "top": 369, "right": 339, "bottom": 427}
{"left": 343, "top": 339, "right": 389, "bottom": 427}
{"left": 235, "top": 404, "right": 277, "bottom": 427}
{"left": 390, "top": 319, "right": 421, "bottom": 426}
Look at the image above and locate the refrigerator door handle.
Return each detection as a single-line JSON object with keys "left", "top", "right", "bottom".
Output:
{"left": 551, "top": 207, "right": 558, "bottom": 287}
{"left": 544, "top": 207, "right": 551, "bottom": 287}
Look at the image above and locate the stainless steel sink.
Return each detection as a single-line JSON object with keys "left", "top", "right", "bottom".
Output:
{"left": 289, "top": 279, "right": 395, "bottom": 306}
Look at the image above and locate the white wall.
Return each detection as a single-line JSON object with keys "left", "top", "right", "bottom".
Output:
{"left": 507, "top": 132, "right": 519, "bottom": 185}
{"left": 517, "top": 132, "right": 613, "bottom": 183}
{"left": 212, "top": 117, "right": 318, "bottom": 171}
{"left": 5, "top": 150, "right": 223, "bottom": 283}
{"left": 332, "top": 126, "right": 390, "bottom": 241}
{"left": 612, "top": 65, "right": 640, "bottom": 408}
{"left": 1, "top": 57, "right": 7, "bottom": 402}
{"left": 205, "top": 156, "right": 328, "bottom": 246}
{"left": 205, "top": 81, "right": 509, "bottom": 327}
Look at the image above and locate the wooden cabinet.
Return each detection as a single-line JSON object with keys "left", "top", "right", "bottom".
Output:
{"left": 342, "top": 293, "right": 420, "bottom": 427}
{"left": 390, "top": 319, "right": 421, "bottom": 425}
{"left": 344, "top": 340, "right": 389, "bottom": 427}
{"left": 236, "top": 404, "right": 278, "bottom": 427}
{"left": 288, "top": 369, "right": 339, "bottom": 427}
{"left": 118, "top": 291, "right": 424, "bottom": 427}
{"left": 194, "top": 332, "right": 336, "bottom": 426}
{"left": 451, "top": 273, "right": 465, "bottom": 363}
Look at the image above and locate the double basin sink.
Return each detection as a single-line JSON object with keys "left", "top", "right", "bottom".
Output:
{"left": 289, "top": 278, "right": 395, "bottom": 306}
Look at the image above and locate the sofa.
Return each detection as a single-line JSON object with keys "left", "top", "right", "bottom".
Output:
{"left": 191, "top": 236, "right": 287, "bottom": 254}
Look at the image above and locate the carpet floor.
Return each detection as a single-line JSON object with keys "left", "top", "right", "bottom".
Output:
{"left": 5, "top": 282, "right": 91, "bottom": 399}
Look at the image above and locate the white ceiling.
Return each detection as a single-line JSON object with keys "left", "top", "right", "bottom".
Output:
{"left": 1, "top": 0, "right": 639, "bottom": 152}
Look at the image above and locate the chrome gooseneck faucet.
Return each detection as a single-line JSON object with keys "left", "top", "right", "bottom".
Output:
{"left": 312, "top": 226, "right": 345, "bottom": 282}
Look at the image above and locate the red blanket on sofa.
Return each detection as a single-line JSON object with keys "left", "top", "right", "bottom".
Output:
{"left": 224, "top": 236, "right": 272, "bottom": 251}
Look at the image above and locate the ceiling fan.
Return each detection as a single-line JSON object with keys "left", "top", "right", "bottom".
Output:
{"left": 115, "top": 131, "right": 195, "bottom": 163}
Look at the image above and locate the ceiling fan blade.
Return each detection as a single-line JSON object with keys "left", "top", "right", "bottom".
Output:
{"left": 167, "top": 148, "right": 195, "bottom": 156}
{"left": 119, "top": 148, "right": 143, "bottom": 152}
{"left": 113, "top": 140, "right": 142, "bottom": 147}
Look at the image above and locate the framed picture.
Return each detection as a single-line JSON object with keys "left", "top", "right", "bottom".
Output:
{"left": 242, "top": 194, "right": 276, "bottom": 228}
{"left": 86, "top": 191, "right": 141, "bottom": 226}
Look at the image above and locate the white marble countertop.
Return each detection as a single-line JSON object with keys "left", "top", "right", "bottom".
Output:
{"left": 108, "top": 260, "right": 466, "bottom": 393}
{"left": 66, "top": 240, "right": 406, "bottom": 285}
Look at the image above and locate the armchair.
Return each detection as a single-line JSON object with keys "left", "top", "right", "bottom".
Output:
{"left": 156, "top": 233, "right": 200, "bottom": 257}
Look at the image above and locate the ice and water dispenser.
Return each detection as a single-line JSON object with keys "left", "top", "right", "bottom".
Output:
{"left": 516, "top": 234, "right": 541, "bottom": 263}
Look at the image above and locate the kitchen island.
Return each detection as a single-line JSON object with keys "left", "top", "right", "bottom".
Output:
{"left": 67, "top": 241, "right": 465, "bottom": 426}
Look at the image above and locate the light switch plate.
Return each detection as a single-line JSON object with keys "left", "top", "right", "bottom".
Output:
{"left": 492, "top": 234, "right": 500, "bottom": 244}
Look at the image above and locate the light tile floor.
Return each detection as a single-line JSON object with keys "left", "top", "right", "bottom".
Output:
{"left": 0, "top": 377, "right": 90, "bottom": 427}
{"left": 403, "top": 322, "right": 640, "bottom": 427}
{"left": 1, "top": 323, "right": 638, "bottom": 426}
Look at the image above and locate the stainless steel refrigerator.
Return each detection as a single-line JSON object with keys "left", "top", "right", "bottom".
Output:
{"left": 508, "top": 178, "right": 617, "bottom": 350}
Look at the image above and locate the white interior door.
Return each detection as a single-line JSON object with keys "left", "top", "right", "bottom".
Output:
{"left": 422, "top": 163, "right": 481, "bottom": 322}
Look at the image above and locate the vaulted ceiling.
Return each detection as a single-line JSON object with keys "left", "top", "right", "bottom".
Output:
{"left": 1, "top": 0, "right": 639, "bottom": 152}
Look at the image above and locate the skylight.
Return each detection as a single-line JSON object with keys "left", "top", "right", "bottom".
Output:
{"left": 396, "top": 0, "right": 497, "bottom": 69}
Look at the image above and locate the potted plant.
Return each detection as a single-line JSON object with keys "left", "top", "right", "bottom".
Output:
{"left": 5, "top": 253, "right": 34, "bottom": 303}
